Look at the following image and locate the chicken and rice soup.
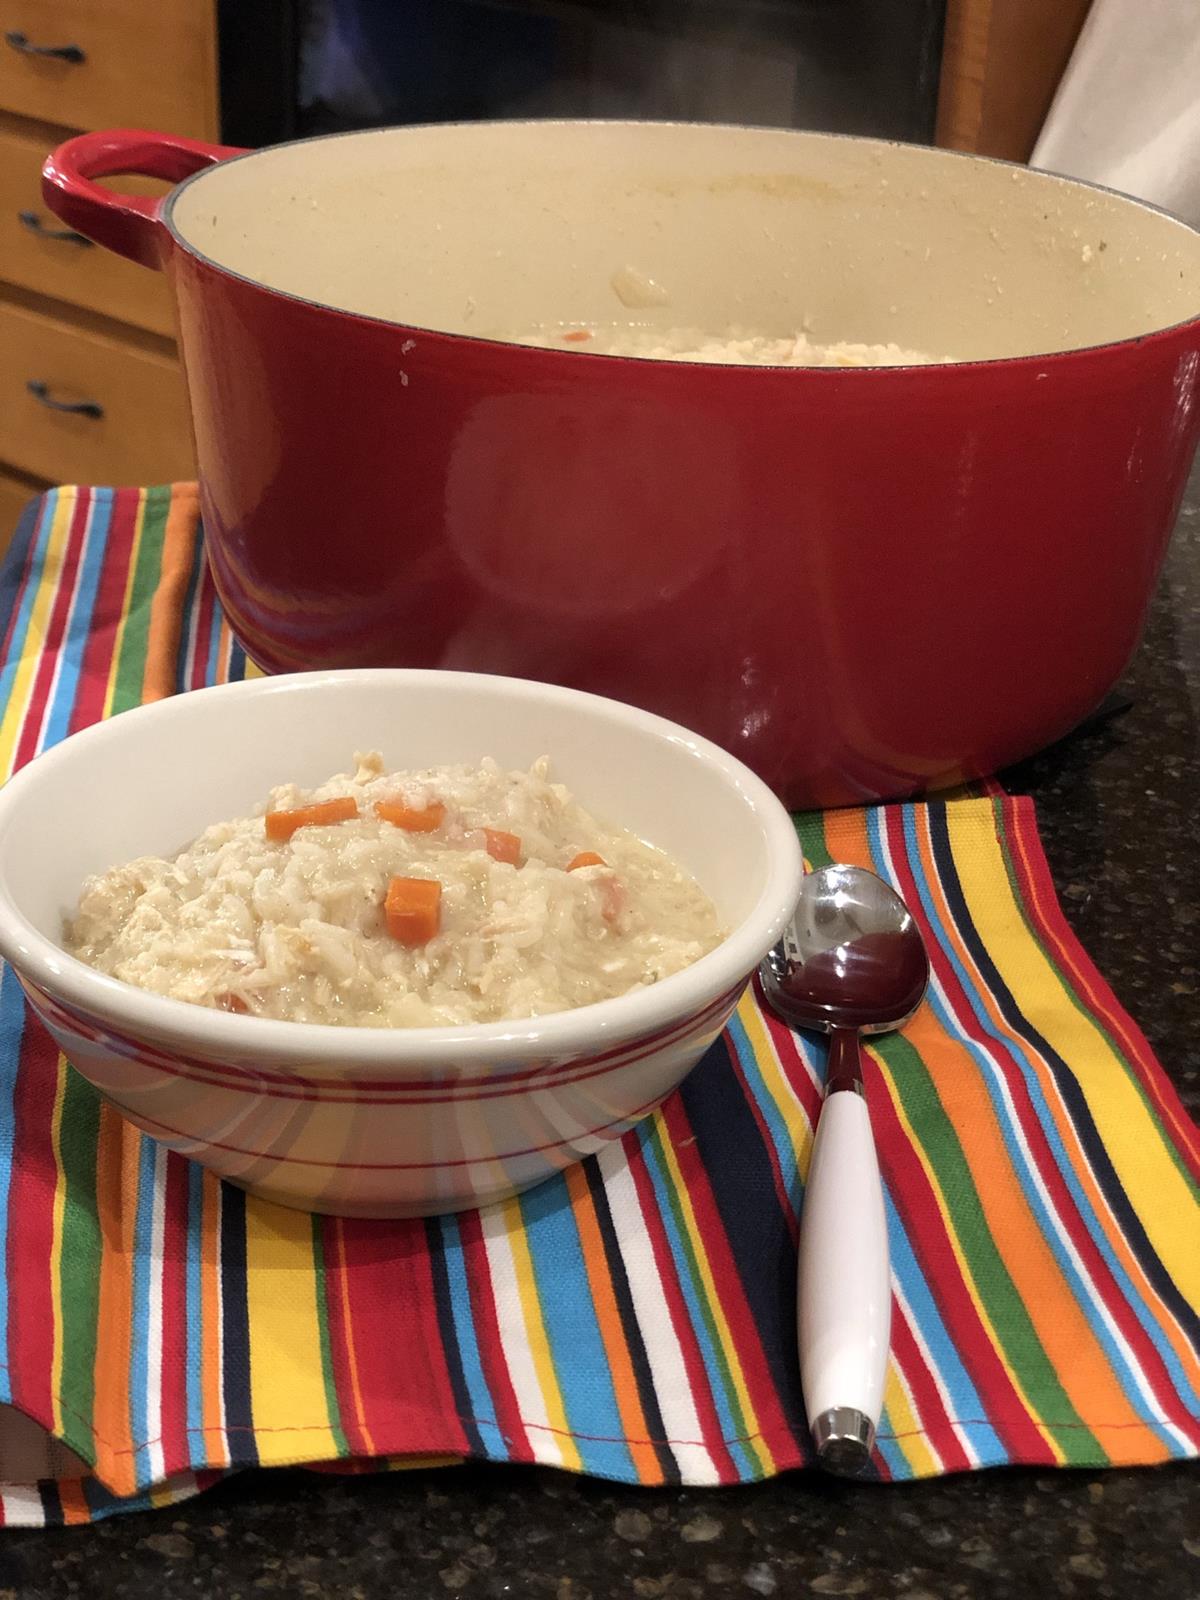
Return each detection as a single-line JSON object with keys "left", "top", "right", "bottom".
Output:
{"left": 66, "top": 754, "right": 723, "bottom": 1028}
{"left": 498, "top": 325, "right": 945, "bottom": 367}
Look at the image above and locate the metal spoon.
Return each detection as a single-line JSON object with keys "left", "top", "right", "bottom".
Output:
{"left": 760, "top": 864, "right": 929, "bottom": 1476}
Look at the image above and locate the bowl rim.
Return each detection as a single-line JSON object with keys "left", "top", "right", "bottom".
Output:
{"left": 0, "top": 669, "right": 805, "bottom": 1074}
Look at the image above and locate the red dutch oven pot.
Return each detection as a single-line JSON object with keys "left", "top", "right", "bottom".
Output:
{"left": 43, "top": 122, "right": 1200, "bottom": 808}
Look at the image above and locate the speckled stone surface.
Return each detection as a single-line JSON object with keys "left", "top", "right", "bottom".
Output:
{"left": 2, "top": 468, "right": 1198, "bottom": 1598}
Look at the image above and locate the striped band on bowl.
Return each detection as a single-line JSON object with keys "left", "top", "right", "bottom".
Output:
{"left": 19, "top": 977, "right": 749, "bottom": 1104}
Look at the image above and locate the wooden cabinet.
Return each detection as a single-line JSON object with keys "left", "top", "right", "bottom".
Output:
{"left": 936, "top": 0, "right": 1093, "bottom": 162}
{"left": 0, "top": 298, "right": 194, "bottom": 484}
{"left": 1, "top": 0, "right": 216, "bottom": 552}
{"left": 0, "top": 0, "right": 217, "bottom": 141}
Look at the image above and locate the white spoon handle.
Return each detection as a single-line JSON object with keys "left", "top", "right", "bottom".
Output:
{"left": 797, "top": 1074, "right": 891, "bottom": 1472}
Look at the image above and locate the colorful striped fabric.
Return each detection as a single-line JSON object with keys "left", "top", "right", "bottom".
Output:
{"left": 0, "top": 485, "right": 1196, "bottom": 1527}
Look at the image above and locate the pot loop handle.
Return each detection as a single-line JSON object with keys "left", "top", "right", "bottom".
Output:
{"left": 42, "top": 129, "right": 247, "bottom": 270}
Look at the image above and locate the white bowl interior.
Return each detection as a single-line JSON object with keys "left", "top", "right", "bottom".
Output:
{"left": 0, "top": 671, "right": 786, "bottom": 975}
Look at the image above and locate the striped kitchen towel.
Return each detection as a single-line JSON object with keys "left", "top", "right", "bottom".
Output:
{"left": 0, "top": 485, "right": 1196, "bottom": 1527}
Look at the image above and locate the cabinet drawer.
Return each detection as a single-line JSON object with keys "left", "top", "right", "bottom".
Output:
{"left": 0, "top": 0, "right": 217, "bottom": 139}
{"left": 0, "top": 299, "right": 195, "bottom": 485}
{"left": 0, "top": 125, "right": 175, "bottom": 337}
{"left": 0, "top": 466, "right": 43, "bottom": 558}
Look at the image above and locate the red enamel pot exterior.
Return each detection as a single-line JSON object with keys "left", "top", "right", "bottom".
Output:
{"left": 43, "top": 125, "right": 1200, "bottom": 808}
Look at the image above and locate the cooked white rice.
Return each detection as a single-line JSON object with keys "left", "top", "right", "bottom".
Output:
{"left": 498, "top": 324, "right": 944, "bottom": 366}
{"left": 65, "top": 754, "right": 723, "bottom": 1028}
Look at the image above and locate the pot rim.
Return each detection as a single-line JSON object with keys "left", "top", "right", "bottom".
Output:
{"left": 159, "top": 117, "right": 1200, "bottom": 371}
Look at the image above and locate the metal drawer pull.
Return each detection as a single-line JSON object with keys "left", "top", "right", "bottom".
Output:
{"left": 4, "top": 30, "right": 85, "bottom": 62}
{"left": 26, "top": 380, "right": 103, "bottom": 419}
{"left": 18, "top": 209, "right": 93, "bottom": 245}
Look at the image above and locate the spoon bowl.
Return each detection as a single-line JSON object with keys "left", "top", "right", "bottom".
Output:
{"left": 762, "top": 864, "right": 929, "bottom": 1036}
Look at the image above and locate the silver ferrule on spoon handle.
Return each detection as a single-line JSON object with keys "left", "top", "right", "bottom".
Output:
{"left": 797, "top": 1029, "right": 891, "bottom": 1476}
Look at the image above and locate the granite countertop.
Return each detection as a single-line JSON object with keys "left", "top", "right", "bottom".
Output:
{"left": 2, "top": 466, "right": 1198, "bottom": 1599}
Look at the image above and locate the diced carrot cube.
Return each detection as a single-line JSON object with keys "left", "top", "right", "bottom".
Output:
{"left": 566, "top": 851, "right": 606, "bottom": 871}
{"left": 265, "top": 796, "right": 359, "bottom": 842}
{"left": 483, "top": 829, "right": 522, "bottom": 866}
{"left": 376, "top": 799, "right": 446, "bottom": 832}
{"left": 385, "top": 876, "right": 442, "bottom": 946}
